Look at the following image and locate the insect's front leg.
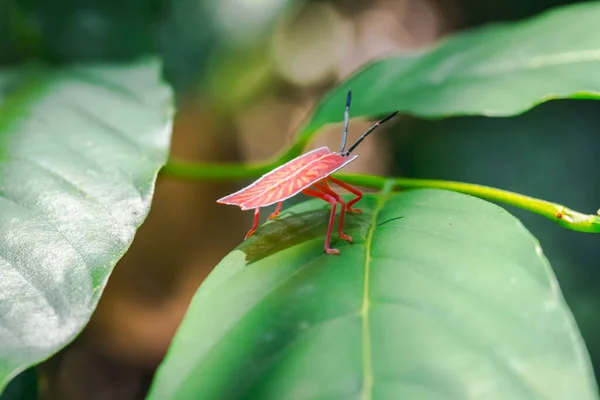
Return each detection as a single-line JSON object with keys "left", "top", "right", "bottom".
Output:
{"left": 301, "top": 187, "right": 341, "bottom": 255}
{"left": 267, "top": 202, "right": 283, "bottom": 220}
{"left": 315, "top": 181, "right": 352, "bottom": 244}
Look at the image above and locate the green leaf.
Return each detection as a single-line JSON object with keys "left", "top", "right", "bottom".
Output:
{"left": 0, "top": 59, "right": 172, "bottom": 392}
{"left": 147, "top": 190, "right": 598, "bottom": 400}
{"left": 302, "top": 2, "right": 600, "bottom": 136}
{"left": 0, "top": 368, "right": 37, "bottom": 400}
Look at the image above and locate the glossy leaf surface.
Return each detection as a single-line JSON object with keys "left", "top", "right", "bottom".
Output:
{"left": 0, "top": 59, "right": 172, "bottom": 391}
{"left": 148, "top": 190, "right": 598, "bottom": 400}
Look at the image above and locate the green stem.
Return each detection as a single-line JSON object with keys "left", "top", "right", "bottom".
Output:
{"left": 335, "top": 173, "right": 600, "bottom": 233}
{"left": 161, "top": 159, "right": 274, "bottom": 181}
{"left": 161, "top": 159, "right": 600, "bottom": 233}
{"left": 161, "top": 129, "right": 316, "bottom": 181}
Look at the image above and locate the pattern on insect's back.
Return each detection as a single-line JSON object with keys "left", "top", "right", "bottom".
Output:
{"left": 239, "top": 152, "right": 357, "bottom": 209}
{"left": 217, "top": 147, "right": 331, "bottom": 206}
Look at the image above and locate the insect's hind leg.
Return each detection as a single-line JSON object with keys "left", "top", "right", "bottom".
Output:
{"left": 328, "top": 177, "right": 363, "bottom": 214}
{"left": 244, "top": 208, "right": 260, "bottom": 239}
{"left": 267, "top": 202, "right": 283, "bottom": 220}
{"left": 302, "top": 187, "right": 340, "bottom": 255}
{"left": 314, "top": 181, "right": 352, "bottom": 244}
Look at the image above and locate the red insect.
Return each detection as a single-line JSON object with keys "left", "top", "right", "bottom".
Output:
{"left": 217, "top": 91, "right": 398, "bottom": 255}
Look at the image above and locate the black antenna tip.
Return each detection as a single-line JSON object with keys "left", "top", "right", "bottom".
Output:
{"left": 346, "top": 90, "right": 352, "bottom": 107}
{"left": 381, "top": 111, "right": 399, "bottom": 123}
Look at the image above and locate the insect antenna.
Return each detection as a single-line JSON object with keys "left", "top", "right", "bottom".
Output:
{"left": 339, "top": 90, "right": 352, "bottom": 154}
{"left": 343, "top": 111, "right": 399, "bottom": 156}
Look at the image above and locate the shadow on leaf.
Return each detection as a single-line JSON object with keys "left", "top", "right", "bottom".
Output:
{"left": 238, "top": 206, "right": 368, "bottom": 263}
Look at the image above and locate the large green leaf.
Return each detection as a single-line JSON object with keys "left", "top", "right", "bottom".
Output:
{"left": 0, "top": 368, "right": 37, "bottom": 400}
{"left": 147, "top": 190, "right": 598, "bottom": 400}
{"left": 0, "top": 59, "right": 172, "bottom": 392}
{"left": 302, "top": 2, "right": 600, "bottom": 135}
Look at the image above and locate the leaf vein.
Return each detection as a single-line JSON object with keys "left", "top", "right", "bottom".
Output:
{"left": 9, "top": 155, "right": 126, "bottom": 240}
{"left": 0, "top": 195, "right": 89, "bottom": 272}
{"left": 361, "top": 192, "right": 390, "bottom": 400}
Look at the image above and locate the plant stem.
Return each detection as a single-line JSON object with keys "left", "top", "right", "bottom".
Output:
{"left": 161, "top": 132, "right": 313, "bottom": 181}
{"left": 336, "top": 173, "right": 600, "bottom": 233}
{"left": 161, "top": 159, "right": 274, "bottom": 181}
{"left": 161, "top": 159, "right": 600, "bottom": 234}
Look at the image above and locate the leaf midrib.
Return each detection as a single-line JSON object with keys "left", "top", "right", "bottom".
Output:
{"left": 361, "top": 191, "right": 391, "bottom": 400}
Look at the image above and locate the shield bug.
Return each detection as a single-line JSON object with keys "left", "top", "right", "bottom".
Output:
{"left": 217, "top": 91, "right": 398, "bottom": 254}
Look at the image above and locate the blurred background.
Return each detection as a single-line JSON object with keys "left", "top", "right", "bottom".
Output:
{"left": 1, "top": 0, "right": 599, "bottom": 398}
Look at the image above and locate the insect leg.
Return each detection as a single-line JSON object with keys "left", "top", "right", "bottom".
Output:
{"left": 302, "top": 187, "right": 340, "bottom": 255}
{"left": 315, "top": 181, "right": 352, "bottom": 244}
{"left": 244, "top": 208, "right": 260, "bottom": 239}
{"left": 328, "top": 176, "right": 363, "bottom": 213}
{"left": 267, "top": 202, "right": 283, "bottom": 220}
